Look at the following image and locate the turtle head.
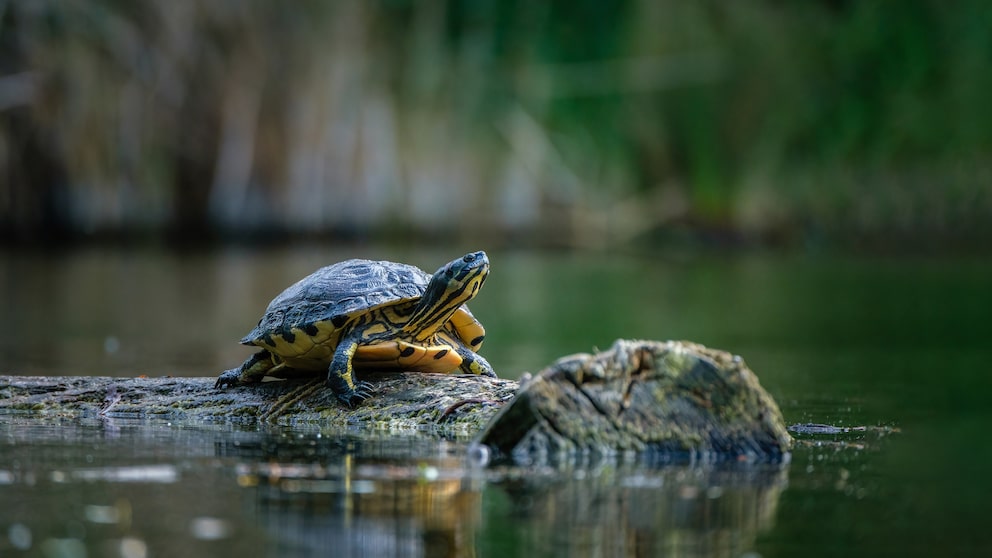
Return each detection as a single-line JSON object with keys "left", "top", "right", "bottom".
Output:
{"left": 404, "top": 251, "right": 489, "bottom": 339}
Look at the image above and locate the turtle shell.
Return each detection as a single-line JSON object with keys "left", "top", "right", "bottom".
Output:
{"left": 241, "top": 259, "right": 483, "bottom": 365}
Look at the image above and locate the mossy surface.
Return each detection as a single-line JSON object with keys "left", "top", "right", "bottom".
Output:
{"left": 0, "top": 372, "right": 517, "bottom": 436}
{"left": 475, "top": 340, "right": 791, "bottom": 462}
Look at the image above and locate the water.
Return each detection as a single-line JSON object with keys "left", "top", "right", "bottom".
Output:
{"left": 2, "top": 246, "right": 991, "bottom": 557}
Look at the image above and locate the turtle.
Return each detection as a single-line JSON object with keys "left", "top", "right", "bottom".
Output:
{"left": 214, "top": 251, "right": 495, "bottom": 406}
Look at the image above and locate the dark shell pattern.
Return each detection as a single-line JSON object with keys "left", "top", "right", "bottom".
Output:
{"left": 241, "top": 259, "right": 432, "bottom": 345}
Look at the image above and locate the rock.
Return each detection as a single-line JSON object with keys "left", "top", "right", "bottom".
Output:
{"left": 474, "top": 339, "right": 791, "bottom": 462}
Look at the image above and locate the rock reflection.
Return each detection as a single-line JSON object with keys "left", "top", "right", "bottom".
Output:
{"left": 492, "top": 461, "right": 788, "bottom": 558}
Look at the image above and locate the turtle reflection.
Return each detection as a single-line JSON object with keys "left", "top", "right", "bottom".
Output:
{"left": 223, "top": 436, "right": 483, "bottom": 557}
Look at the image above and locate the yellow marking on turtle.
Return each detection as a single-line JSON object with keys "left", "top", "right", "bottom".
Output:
{"left": 291, "top": 344, "right": 334, "bottom": 365}
{"left": 235, "top": 352, "right": 280, "bottom": 383}
{"left": 352, "top": 341, "right": 463, "bottom": 373}
{"left": 378, "top": 305, "right": 413, "bottom": 326}
{"left": 335, "top": 341, "right": 361, "bottom": 391}
{"left": 252, "top": 328, "right": 314, "bottom": 358}
{"left": 447, "top": 309, "right": 486, "bottom": 349}
{"left": 309, "top": 321, "right": 338, "bottom": 344}
{"left": 361, "top": 321, "right": 389, "bottom": 338}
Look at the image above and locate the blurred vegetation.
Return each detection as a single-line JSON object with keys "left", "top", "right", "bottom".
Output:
{"left": 1, "top": 0, "right": 990, "bottom": 248}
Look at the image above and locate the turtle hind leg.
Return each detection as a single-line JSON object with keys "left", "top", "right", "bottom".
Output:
{"left": 438, "top": 332, "right": 497, "bottom": 377}
{"left": 451, "top": 341, "right": 496, "bottom": 377}
{"left": 327, "top": 335, "right": 375, "bottom": 407}
{"left": 215, "top": 350, "right": 275, "bottom": 389}
{"left": 458, "top": 352, "right": 496, "bottom": 378}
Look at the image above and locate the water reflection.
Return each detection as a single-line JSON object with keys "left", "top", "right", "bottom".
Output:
{"left": 487, "top": 463, "right": 786, "bottom": 558}
{"left": 214, "top": 431, "right": 483, "bottom": 557}
{"left": 246, "top": 459, "right": 483, "bottom": 557}
{"left": 0, "top": 418, "right": 788, "bottom": 558}
{"left": 217, "top": 428, "right": 787, "bottom": 558}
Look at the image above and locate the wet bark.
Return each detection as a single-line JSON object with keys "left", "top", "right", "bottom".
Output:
{"left": 0, "top": 372, "right": 518, "bottom": 434}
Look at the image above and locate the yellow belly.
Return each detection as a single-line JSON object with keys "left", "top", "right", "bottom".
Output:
{"left": 352, "top": 340, "right": 464, "bottom": 373}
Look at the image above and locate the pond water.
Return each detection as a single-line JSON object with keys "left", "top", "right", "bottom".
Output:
{"left": 1, "top": 246, "right": 990, "bottom": 557}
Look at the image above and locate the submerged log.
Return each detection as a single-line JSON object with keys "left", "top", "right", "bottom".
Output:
{"left": 0, "top": 340, "right": 791, "bottom": 458}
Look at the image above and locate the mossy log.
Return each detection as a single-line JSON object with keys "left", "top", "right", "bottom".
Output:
{"left": 0, "top": 340, "right": 791, "bottom": 459}
{"left": 0, "top": 372, "right": 517, "bottom": 434}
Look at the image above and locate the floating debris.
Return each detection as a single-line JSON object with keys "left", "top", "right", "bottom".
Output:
{"left": 7, "top": 523, "right": 32, "bottom": 551}
{"left": 53, "top": 465, "right": 179, "bottom": 484}
{"left": 189, "top": 517, "right": 233, "bottom": 541}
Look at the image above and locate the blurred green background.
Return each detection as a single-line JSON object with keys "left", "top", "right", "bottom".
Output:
{"left": 3, "top": 0, "right": 989, "bottom": 250}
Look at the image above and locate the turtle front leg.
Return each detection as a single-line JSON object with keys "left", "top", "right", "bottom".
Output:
{"left": 327, "top": 331, "right": 375, "bottom": 407}
{"left": 215, "top": 350, "right": 275, "bottom": 388}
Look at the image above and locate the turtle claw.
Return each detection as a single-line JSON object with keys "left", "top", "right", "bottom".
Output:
{"left": 214, "top": 368, "right": 242, "bottom": 389}
{"left": 357, "top": 380, "right": 375, "bottom": 397}
{"left": 336, "top": 381, "right": 375, "bottom": 408}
